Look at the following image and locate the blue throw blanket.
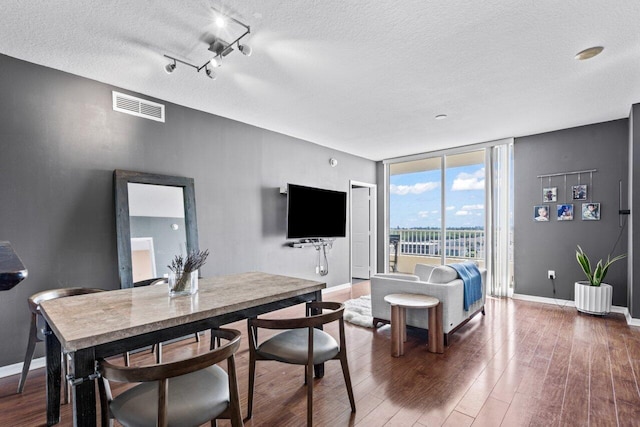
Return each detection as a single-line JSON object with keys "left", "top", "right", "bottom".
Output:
{"left": 449, "top": 262, "right": 482, "bottom": 311}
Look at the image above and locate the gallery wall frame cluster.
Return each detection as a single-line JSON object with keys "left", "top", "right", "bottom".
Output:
{"left": 533, "top": 169, "right": 600, "bottom": 222}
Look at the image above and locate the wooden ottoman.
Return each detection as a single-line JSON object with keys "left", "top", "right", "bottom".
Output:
{"left": 384, "top": 293, "right": 443, "bottom": 356}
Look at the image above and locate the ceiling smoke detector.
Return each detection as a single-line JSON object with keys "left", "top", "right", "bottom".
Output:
{"left": 575, "top": 46, "right": 604, "bottom": 61}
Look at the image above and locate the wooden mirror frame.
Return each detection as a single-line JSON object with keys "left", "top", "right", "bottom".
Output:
{"left": 114, "top": 170, "right": 199, "bottom": 289}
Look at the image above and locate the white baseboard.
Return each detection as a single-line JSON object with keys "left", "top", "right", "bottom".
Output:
{"left": 626, "top": 311, "right": 640, "bottom": 327}
{"left": 512, "top": 293, "right": 632, "bottom": 321}
{"left": 323, "top": 282, "right": 352, "bottom": 294}
{"left": 512, "top": 293, "right": 575, "bottom": 307}
{"left": 0, "top": 356, "right": 45, "bottom": 379}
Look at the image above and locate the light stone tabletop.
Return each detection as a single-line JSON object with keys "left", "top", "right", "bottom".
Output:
{"left": 384, "top": 293, "right": 439, "bottom": 308}
{"left": 40, "top": 272, "right": 325, "bottom": 352}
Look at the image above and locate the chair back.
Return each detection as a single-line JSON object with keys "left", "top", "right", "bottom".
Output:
{"left": 133, "top": 277, "right": 166, "bottom": 287}
{"left": 100, "top": 328, "right": 240, "bottom": 382}
{"left": 250, "top": 301, "right": 345, "bottom": 330}
{"left": 28, "top": 287, "right": 105, "bottom": 313}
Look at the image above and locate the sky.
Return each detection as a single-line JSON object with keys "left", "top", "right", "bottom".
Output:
{"left": 390, "top": 164, "right": 485, "bottom": 229}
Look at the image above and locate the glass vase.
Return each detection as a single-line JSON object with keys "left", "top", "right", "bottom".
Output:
{"left": 168, "top": 270, "right": 198, "bottom": 297}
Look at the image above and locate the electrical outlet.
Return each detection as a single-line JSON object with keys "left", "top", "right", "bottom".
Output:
{"left": 315, "top": 266, "right": 320, "bottom": 274}
{"left": 548, "top": 270, "right": 556, "bottom": 280}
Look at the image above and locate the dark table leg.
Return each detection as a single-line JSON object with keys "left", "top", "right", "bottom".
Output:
{"left": 45, "top": 323, "right": 61, "bottom": 426}
{"left": 71, "top": 348, "right": 97, "bottom": 427}
{"left": 311, "top": 290, "right": 325, "bottom": 378}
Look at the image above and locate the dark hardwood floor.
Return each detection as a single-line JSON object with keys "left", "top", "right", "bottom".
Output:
{"left": 2, "top": 281, "right": 640, "bottom": 426}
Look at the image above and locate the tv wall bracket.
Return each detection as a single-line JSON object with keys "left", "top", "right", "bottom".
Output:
{"left": 288, "top": 239, "right": 334, "bottom": 276}
{"left": 289, "top": 238, "right": 334, "bottom": 248}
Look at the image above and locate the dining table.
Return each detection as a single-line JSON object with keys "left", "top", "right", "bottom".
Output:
{"left": 39, "top": 271, "right": 326, "bottom": 427}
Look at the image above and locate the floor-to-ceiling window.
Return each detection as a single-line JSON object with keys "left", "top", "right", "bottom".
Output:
{"left": 388, "top": 157, "right": 442, "bottom": 272}
{"left": 385, "top": 140, "right": 514, "bottom": 297}
{"left": 388, "top": 151, "right": 486, "bottom": 273}
{"left": 443, "top": 151, "right": 486, "bottom": 265}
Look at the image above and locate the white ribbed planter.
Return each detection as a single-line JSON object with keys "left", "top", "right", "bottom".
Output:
{"left": 574, "top": 281, "right": 612, "bottom": 315}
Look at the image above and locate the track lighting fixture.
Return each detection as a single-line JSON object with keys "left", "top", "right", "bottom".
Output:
{"left": 215, "top": 16, "right": 226, "bottom": 28}
{"left": 238, "top": 43, "right": 252, "bottom": 57}
{"left": 205, "top": 66, "right": 216, "bottom": 80}
{"left": 164, "top": 60, "right": 176, "bottom": 74}
{"left": 209, "top": 56, "right": 222, "bottom": 68}
{"left": 163, "top": 6, "right": 251, "bottom": 81}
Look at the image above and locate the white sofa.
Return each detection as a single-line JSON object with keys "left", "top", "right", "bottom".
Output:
{"left": 371, "top": 263, "right": 486, "bottom": 345}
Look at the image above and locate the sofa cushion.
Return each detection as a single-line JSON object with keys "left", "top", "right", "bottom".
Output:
{"left": 428, "top": 265, "right": 458, "bottom": 283}
{"left": 414, "top": 264, "right": 435, "bottom": 282}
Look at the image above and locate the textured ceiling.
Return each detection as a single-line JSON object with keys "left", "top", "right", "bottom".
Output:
{"left": 1, "top": 1, "right": 639, "bottom": 161}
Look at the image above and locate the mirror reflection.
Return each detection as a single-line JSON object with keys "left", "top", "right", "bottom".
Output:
{"left": 128, "top": 183, "right": 187, "bottom": 283}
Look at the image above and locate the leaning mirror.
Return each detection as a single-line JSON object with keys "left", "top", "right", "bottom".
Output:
{"left": 114, "top": 170, "right": 199, "bottom": 289}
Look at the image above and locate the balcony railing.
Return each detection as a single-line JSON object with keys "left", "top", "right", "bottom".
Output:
{"left": 390, "top": 228, "right": 485, "bottom": 260}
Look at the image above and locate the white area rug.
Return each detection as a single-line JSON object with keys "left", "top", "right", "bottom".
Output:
{"left": 344, "top": 295, "right": 374, "bottom": 328}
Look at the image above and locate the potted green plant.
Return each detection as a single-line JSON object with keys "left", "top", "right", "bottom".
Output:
{"left": 574, "top": 245, "right": 625, "bottom": 315}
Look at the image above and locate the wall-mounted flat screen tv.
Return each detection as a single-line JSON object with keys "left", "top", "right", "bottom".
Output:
{"left": 286, "top": 184, "right": 347, "bottom": 239}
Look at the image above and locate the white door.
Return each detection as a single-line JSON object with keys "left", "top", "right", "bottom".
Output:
{"left": 130, "top": 237, "right": 157, "bottom": 282}
{"left": 352, "top": 187, "right": 371, "bottom": 279}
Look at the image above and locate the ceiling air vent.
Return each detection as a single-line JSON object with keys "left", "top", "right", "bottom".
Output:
{"left": 112, "top": 91, "right": 165, "bottom": 122}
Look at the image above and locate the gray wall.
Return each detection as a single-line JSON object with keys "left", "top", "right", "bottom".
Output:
{"left": 514, "top": 119, "right": 629, "bottom": 304}
{"left": 130, "top": 216, "right": 186, "bottom": 279}
{"left": 0, "top": 54, "right": 376, "bottom": 366}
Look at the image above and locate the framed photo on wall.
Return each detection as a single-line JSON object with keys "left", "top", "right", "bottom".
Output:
{"left": 534, "top": 205, "right": 550, "bottom": 221}
{"left": 557, "top": 204, "right": 574, "bottom": 221}
{"left": 582, "top": 202, "right": 600, "bottom": 220}
{"left": 572, "top": 184, "right": 587, "bottom": 200}
{"left": 543, "top": 187, "right": 557, "bottom": 202}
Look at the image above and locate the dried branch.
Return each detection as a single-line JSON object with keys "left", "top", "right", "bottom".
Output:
{"left": 168, "top": 249, "right": 209, "bottom": 274}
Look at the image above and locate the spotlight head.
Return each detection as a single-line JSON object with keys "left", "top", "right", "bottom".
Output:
{"left": 238, "top": 43, "right": 252, "bottom": 57}
{"left": 215, "top": 15, "right": 226, "bottom": 28}
{"left": 210, "top": 56, "right": 221, "bottom": 68}
{"left": 206, "top": 67, "right": 217, "bottom": 80}
{"left": 164, "top": 62, "right": 176, "bottom": 74}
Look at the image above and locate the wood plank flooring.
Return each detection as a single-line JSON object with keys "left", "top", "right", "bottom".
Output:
{"left": 2, "top": 282, "right": 640, "bottom": 426}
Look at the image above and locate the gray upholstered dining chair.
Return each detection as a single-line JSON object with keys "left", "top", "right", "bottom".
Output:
{"left": 247, "top": 301, "right": 356, "bottom": 426}
{"left": 98, "top": 328, "right": 243, "bottom": 427}
{"left": 17, "top": 287, "right": 106, "bottom": 403}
